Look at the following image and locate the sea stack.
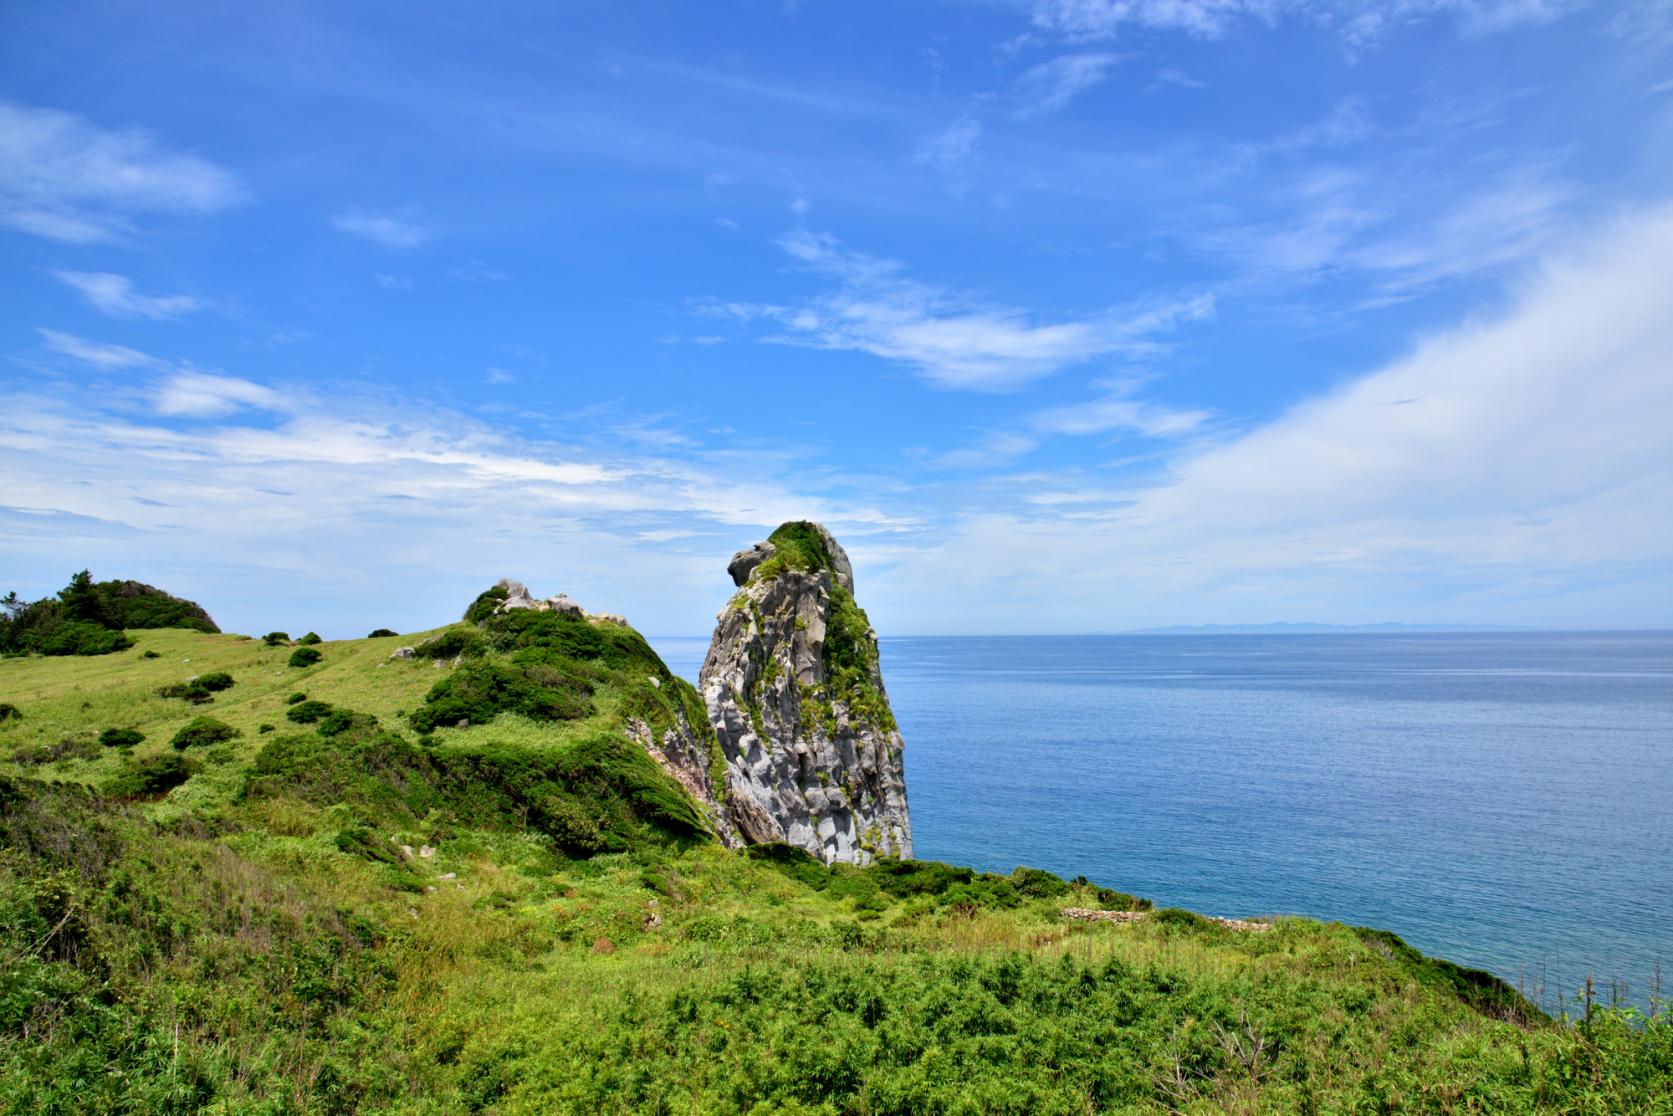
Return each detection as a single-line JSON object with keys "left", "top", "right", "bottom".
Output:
{"left": 700, "top": 522, "right": 913, "bottom": 864}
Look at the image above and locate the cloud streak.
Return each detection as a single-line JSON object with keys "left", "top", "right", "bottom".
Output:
{"left": 54, "top": 271, "right": 203, "bottom": 319}
{"left": 0, "top": 100, "right": 242, "bottom": 242}
{"left": 716, "top": 228, "right": 1214, "bottom": 390}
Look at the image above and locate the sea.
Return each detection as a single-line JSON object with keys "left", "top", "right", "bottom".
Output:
{"left": 650, "top": 631, "right": 1673, "bottom": 1013}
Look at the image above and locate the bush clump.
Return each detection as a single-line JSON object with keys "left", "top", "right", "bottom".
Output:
{"left": 0, "top": 702, "right": 19, "bottom": 723}
{"left": 142, "top": 649, "right": 160, "bottom": 659}
{"left": 104, "top": 752, "right": 194, "bottom": 797}
{"left": 0, "top": 570, "right": 216, "bottom": 657}
{"left": 12, "top": 735, "right": 100, "bottom": 765}
{"left": 286, "top": 700, "right": 334, "bottom": 724}
{"left": 37, "top": 620, "right": 134, "bottom": 657}
{"left": 297, "top": 632, "right": 322, "bottom": 646}
{"left": 368, "top": 628, "right": 398, "bottom": 639}
{"left": 414, "top": 627, "right": 487, "bottom": 660}
{"left": 286, "top": 692, "right": 307, "bottom": 704}
{"left": 98, "top": 727, "right": 145, "bottom": 749}
{"left": 408, "top": 659, "right": 593, "bottom": 733}
{"left": 463, "top": 585, "right": 509, "bottom": 624}
{"left": 263, "top": 631, "right": 291, "bottom": 646}
{"left": 171, "top": 716, "right": 238, "bottom": 751}
{"left": 288, "top": 646, "right": 323, "bottom": 668}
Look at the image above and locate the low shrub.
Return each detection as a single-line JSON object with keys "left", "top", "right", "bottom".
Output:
{"left": 142, "top": 649, "right": 160, "bottom": 659}
{"left": 98, "top": 727, "right": 145, "bottom": 749}
{"left": 105, "top": 752, "right": 194, "bottom": 797}
{"left": 157, "top": 679, "right": 215, "bottom": 703}
{"left": 289, "top": 646, "right": 323, "bottom": 668}
{"left": 12, "top": 735, "right": 99, "bottom": 765}
{"left": 259, "top": 723, "right": 275, "bottom": 733}
{"left": 287, "top": 700, "right": 334, "bottom": 724}
{"left": 263, "top": 631, "right": 291, "bottom": 646}
{"left": 171, "top": 716, "right": 238, "bottom": 751}
{"left": 414, "top": 627, "right": 487, "bottom": 660}
{"left": 317, "top": 709, "right": 374, "bottom": 737}
{"left": 408, "top": 659, "right": 593, "bottom": 733}
{"left": 37, "top": 620, "right": 134, "bottom": 656}
{"left": 287, "top": 692, "right": 307, "bottom": 704}
{"left": 463, "top": 585, "right": 509, "bottom": 623}
{"left": 368, "top": 628, "right": 398, "bottom": 639}
{"left": 0, "top": 702, "right": 19, "bottom": 723}
{"left": 297, "top": 632, "right": 322, "bottom": 645}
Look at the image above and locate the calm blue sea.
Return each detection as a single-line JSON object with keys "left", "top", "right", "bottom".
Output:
{"left": 651, "top": 631, "right": 1673, "bottom": 1010}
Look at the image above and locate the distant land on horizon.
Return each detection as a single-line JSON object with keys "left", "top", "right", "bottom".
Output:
{"left": 1119, "top": 622, "right": 1539, "bottom": 635}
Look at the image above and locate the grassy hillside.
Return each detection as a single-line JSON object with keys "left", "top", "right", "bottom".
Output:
{"left": 2, "top": 617, "right": 1669, "bottom": 1113}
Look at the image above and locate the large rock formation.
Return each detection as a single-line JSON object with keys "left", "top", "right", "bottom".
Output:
{"left": 699, "top": 522, "right": 912, "bottom": 864}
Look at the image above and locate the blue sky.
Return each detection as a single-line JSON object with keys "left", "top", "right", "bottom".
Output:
{"left": 3, "top": 0, "right": 1672, "bottom": 637}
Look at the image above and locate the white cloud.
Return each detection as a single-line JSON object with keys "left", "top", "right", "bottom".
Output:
{"left": 451, "top": 260, "right": 509, "bottom": 282}
{"left": 1028, "top": 0, "right": 1588, "bottom": 48}
{"left": 0, "top": 100, "right": 242, "bottom": 242}
{"left": 333, "top": 209, "right": 429, "bottom": 248}
{"left": 914, "top": 117, "right": 982, "bottom": 171}
{"left": 872, "top": 202, "right": 1673, "bottom": 630}
{"left": 37, "top": 328, "right": 163, "bottom": 369}
{"left": 717, "top": 228, "right": 1214, "bottom": 390}
{"left": 1030, "top": 383, "right": 1212, "bottom": 436}
{"left": 53, "top": 271, "right": 203, "bottom": 319}
{"left": 154, "top": 371, "right": 286, "bottom": 418}
{"left": 1011, "top": 53, "right": 1126, "bottom": 118}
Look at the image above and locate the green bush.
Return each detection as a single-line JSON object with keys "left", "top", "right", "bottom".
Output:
{"left": 157, "top": 679, "right": 214, "bottom": 703}
{"left": 408, "top": 659, "right": 592, "bottom": 733}
{"left": 142, "top": 649, "right": 160, "bottom": 659}
{"left": 287, "top": 700, "right": 334, "bottom": 724}
{"left": 463, "top": 585, "right": 509, "bottom": 623}
{"left": 104, "top": 752, "right": 195, "bottom": 796}
{"left": 38, "top": 619, "right": 134, "bottom": 656}
{"left": 258, "top": 723, "right": 275, "bottom": 733}
{"left": 263, "top": 631, "right": 291, "bottom": 646}
{"left": 414, "top": 627, "right": 487, "bottom": 660}
{"left": 368, "top": 628, "right": 399, "bottom": 639}
{"left": 297, "top": 632, "right": 322, "bottom": 646}
{"left": 0, "top": 702, "right": 19, "bottom": 723}
{"left": 12, "top": 735, "right": 99, "bottom": 765}
{"left": 287, "top": 691, "right": 307, "bottom": 704}
{"left": 171, "top": 716, "right": 238, "bottom": 751}
{"left": 98, "top": 727, "right": 145, "bottom": 748}
{"left": 289, "top": 646, "right": 323, "bottom": 668}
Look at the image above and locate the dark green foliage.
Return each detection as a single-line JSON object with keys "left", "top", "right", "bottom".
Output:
{"left": 0, "top": 572, "right": 216, "bottom": 657}
{"left": 760, "top": 520, "right": 839, "bottom": 577}
{"left": 103, "top": 752, "right": 195, "bottom": 797}
{"left": 170, "top": 716, "right": 237, "bottom": 751}
{"left": 36, "top": 620, "right": 134, "bottom": 656}
{"left": 481, "top": 607, "right": 664, "bottom": 673}
{"left": 368, "top": 628, "right": 398, "bottom": 638}
{"left": 97, "top": 727, "right": 144, "bottom": 749}
{"left": 1071, "top": 875, "right": 1150, "bottom": 911}
{"left": 463, "top": 585, "right": 509, "bottom": 623}
{"left": 409, "top": 659, "right": 593, "bottom": 733}
{"left": 141, "top": 649, "right": 160, "bottom": 659}
{"left": 414, "top": 626, "right": 487, "bottom": 660}
{"left": 258, "top": 723, "right": 275, "bottom": 733}
{"left": 157, "top": 670, "right": 235, "bottom": 704}
{"left": 288, "top": 646, "right": 323, "bottom": 667}
{"left": 317, "top": 709, "right": 375, "bottom": 737}
{"left": 287, "top": 691, "right": 307, "bottom": 704}
{"left": 286, "top": 700, "right": 334, "bottom": 724}
{"left": 0, "top": 703, "right": 18, "bottom": 723}
{"left": 823, "top": 584, "right": 894, "bottom": 731}
{"left": 297, "top": 631, "right": 323, "bottom": 645}
{"left": 263, "top": 631, "right": 290, "bottom": 646}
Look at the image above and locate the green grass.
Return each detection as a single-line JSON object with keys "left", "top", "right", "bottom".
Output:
{"left": 2, "top": 616, "right": 1670, "bottom": 1113}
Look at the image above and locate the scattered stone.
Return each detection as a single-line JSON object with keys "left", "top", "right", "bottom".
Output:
{"left": 418, "top": 845, "right": 435, "bottom": 859}
{"left": 391, "top": 646, "right": 415, "bottom": 660}
{"left": 1061, "top": 908, "right": 1273, "bottom": 932}
{"left": 438, "top": 871, "right": 456, "bottom": 880}
{"left": 400, "top": 844, "right": 415, "bottom": 860}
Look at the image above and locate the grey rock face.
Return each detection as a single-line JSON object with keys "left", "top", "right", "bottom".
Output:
{"left": 727, "top": 541, "right": 776, "bottom": 587}
{"left": 699, "top": 524, "right": 912, "bottom": 865}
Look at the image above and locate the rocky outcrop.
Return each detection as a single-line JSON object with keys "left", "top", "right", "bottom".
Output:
{"left": 491, "top": 579, "right": 626, "bottom": 626}
{"left": 699, "top": 522, "right": 912, "bottom": 865}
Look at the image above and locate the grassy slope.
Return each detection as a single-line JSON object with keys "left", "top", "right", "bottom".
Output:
{"left": 2, "top": 627, "right": 1670, "bottom": 1114}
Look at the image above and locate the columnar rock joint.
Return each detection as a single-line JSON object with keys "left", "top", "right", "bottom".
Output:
{"left": 699, "top": 522, "right": 912, "bottom": 865}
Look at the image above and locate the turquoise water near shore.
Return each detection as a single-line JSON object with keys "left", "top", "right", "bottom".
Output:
{"left": 652, "top": 631, "right": 1673, "bottom": 1011}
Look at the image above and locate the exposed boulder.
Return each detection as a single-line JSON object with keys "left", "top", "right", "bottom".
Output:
{"left": 699, "top": 522, "right": 911, "bottom": 865}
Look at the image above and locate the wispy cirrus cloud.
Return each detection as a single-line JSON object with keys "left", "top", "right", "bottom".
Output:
{"left": 1027, "top": 0, "right": 1589, "bottom": 49}
{"left": 37, "top": 327, "right": 164, "bottom": 369}
{"left": 1010, "top": 52, "right": 1126, "bottom": 118}
{"left": 711, "top": 228, "right": 1214, "bottom": 391}
{"left": 332, "top": 209, "right": 429, "bottom": 248}
{"left": 0, "top": 99, "right": 243, "bottom": 242}
{"left": 913, "top": 116, "right": 983, "bottom": 172}
{"left": 53, "top": 270, "right": 203, "bottom": 319}
{"left": 154, "top": 371, "right": 286, "bottom": 418}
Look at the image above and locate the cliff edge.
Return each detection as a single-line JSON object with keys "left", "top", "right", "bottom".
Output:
{"left": 700, "top": 522, "right": 912, "bottom": 864}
